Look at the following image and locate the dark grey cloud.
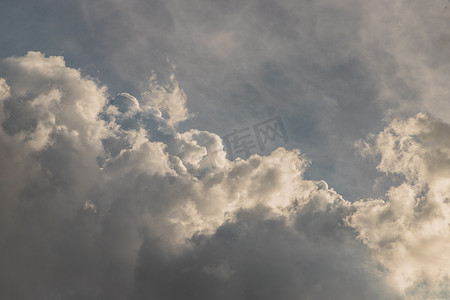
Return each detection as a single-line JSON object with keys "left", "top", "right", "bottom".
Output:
{"left": 133, "top": 206, "right": 396, "bottom": 300}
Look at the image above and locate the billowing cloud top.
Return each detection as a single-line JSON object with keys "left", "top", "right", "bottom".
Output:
{"left": 0, "top": 52, "right": 449, "bottom": 300}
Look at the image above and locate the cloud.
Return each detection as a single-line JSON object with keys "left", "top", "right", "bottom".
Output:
{"left": 2, "top": 0, "right": 450, "bottom": 297}
{"left": 4, "top": 0, "right": 450, "bottom": 204}
{"left": 0, "top": 52, "right": 403, "bottom": 299}
{"left": 133, "top": 205, "right": 393, "bottom": 300}
{"left": 3, "top": 51, "right": 450, "bottom": 299}
{"left": 142, "top": 73, "right": 192, "bottom": 127}
{"left": 349, "top": 113, "right": 450, "bottom": 299}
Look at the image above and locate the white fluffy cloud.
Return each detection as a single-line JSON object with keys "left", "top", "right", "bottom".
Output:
{"left": 349, "top": 113, "right": 450, "bottom": 299}
{"left": 2, "top": 52, "right": 450, "bottom": 299}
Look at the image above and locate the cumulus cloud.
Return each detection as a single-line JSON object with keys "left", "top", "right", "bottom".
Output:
{"left": 142, "top": 73, "right": 192, "bottom": 127}
{"left": 0, "top": 52, "right": 405, "bottom": 300}
{"left": 2, "top": 0, "right": 450, "bottom": 297}
{"left": 349, "top": 113, "right": 450, "bottom": 299}
{"left": 4, "top": 51, "right": 450, "bottom": 300}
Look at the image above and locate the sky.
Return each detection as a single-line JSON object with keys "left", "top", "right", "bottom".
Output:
{"left": 1, "top": 0, "right": 450, "bottom": 299}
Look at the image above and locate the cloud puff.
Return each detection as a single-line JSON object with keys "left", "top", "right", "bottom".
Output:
{"left": 142, "top": 73, "right": 192, "bottom": 127}
{"left": 349, "top": 113, "right": 450, "bottom": 299}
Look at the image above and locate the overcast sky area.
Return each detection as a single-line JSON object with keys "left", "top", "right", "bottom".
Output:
{"left": 1, "top": 0, "right": 450, "bottom": 299}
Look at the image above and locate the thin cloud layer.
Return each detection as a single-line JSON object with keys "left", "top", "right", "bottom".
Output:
{"left": 1, "top": 52, "right": 449, "bottom": 299}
